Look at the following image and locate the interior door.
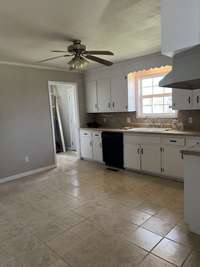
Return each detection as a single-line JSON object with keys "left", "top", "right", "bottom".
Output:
{"left": 97, "top": 79, "right": 111, "bottom": 112}
{"left": 111, "top": 75, "right": 128, "bottom": 112}
{"left": 141, "top": 144, "right": 161, "bottom": 174}
{"left": 172, "top": 88, "right": 193, "bottom": 110}
{"left": 85, "top": 81, "right": 98, "bottom": 113}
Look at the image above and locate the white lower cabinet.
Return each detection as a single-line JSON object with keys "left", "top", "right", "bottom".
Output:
{"left": 162, "top": 146, "right": 184, "bottom": 179}
{"left": 80, "top": 130, "right": 191, "bottom": 181}
{"left": 141, "top": 144, "right": 161, "bottom": 174}
{"left": 161, "top": 136, "right": 185, "bottom": 180}
{"left": 92, "top": 132, "right": 103, "bottom": 162}
{"left": 124, "top": 134, "right": 161, "bottom": 174}
{"left": 124, "top": 143, "right": 141, "bottom": 170}
{"left": 80, "top": 130, "right": 102, "bottom": 162}
{"left": 124, "top": 134, "right": 185, "bottom": 180}
{"left": 80, "top": 130, "right": 93, "bottom": 160}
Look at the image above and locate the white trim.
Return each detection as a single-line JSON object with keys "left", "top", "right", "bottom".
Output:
{"left": 0, "top": 60, "right": 83, "bottom": 73}
{"left": 0, "top": 165, "right": 56, "bottom": 184}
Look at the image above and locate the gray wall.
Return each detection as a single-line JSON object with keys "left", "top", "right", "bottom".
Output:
{"left": 84, "top": 52, "right": 172, "bottom": 81}
{"left": 0, "top": 64, "right": 85, "bottom": 179}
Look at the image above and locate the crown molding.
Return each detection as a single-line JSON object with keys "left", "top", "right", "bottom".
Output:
{"left": 0, "top": 60, "right": 83, "bottom": 73}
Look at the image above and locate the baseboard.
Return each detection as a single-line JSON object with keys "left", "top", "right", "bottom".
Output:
{"left": 0, "top": 164, "right": 56, "bottom": 184}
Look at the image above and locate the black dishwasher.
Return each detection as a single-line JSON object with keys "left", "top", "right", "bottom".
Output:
{"left": 102, "top": 132, "right": 124, "bottom": 169}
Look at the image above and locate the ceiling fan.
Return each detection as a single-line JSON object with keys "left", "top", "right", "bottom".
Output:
{"left": 38, "top": 40, "right": 114, "bottom": 70}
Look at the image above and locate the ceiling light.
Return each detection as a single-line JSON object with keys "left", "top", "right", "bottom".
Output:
{"left": 68, "top": 56, "right": 89, "bottom": 70}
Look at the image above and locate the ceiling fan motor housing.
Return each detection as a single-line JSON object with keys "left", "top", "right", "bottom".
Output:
{"left": 68, "top": 40, "right": 86, "bottom": 54}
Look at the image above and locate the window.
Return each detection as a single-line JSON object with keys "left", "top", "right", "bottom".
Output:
{"left": 130, "top": 66, "right": 176, "bottom": 118}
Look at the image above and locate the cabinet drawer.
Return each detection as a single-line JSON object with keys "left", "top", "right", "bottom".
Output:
{"left": 124, "top": 134, "right": 160, "bottom": 145}
{"left": 124, "top": 134, "right": 143, "bottom": 145}
{"left": 162, "top": 136, "right": 185, "bottom": 146}
{"left": 80, "top": 130, "right": 92, "bottom": 137}
{"left": 93, "top": 131, "right": 102, "bottom": 138}
{"left": 186, "top": 137, "right": 200, "bottom": 146}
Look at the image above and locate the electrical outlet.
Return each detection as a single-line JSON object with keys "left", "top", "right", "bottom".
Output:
{"left": 25, "top": 156, "right": 29, "bottom": 163}
{"left": 126, "top": 117, "right": 131, "bottom": 123}
{"left": 188, "top": 117, "right": 193, "bottom": 124}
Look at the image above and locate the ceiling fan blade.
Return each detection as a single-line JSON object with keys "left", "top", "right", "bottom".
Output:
{"left": 85, "top": 55, "right": 113, "bottom": 66}
{"left": 37, "top": 55, "right": 69, "bottom": 63}
{"left": 84, "top": 51, "right": 114, "bottom": 55}
{"left": 51, "top": 50, "right": 68, "bottom": 53}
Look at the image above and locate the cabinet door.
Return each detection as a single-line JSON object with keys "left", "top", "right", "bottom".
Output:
{"left": 111, "top": 75, "right": 128, "bottom": 112}
{"left": 163, "top": 146, "right": 184, "bottom": 179}
{"left": 192, "top": 89, "right": 200, "bottom": 109}
{"left": 97, "top": 79, "right": 111, "bottom": 112}
{"left": 141, "top": 144, "right": 161, "bottom": 174}
{"left": 172, "top": 88, "right": 193, "bottom": 110}
{"left": 124, "top": 143, "right": 140, "bottom": 170}
{"left": 85, "top": 81, "right": 98, "bottom": 113}
{"left": 92, "top": 132, "right": 103, "bottom": 162}
{"left": 80, "top": 131, "right": 93, "bottom": 159}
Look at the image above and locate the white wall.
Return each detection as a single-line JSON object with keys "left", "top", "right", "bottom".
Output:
{"left": 0, "top": 63, "right": 85, "bottom": 180}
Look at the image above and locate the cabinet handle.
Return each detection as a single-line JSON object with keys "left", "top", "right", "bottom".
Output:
{"left": 169, "top": 139, "right": 176, "bottom": 143}
{"left": 125, "top": 105, "right": 128, "bottom": 110}
{"left": 197, "top": 96, "right": 199, "bottom": 103}
{"left": 188, "top": 96, "right": 191, "bottom": 104}
{"left": 137, "top": 148, "right": 140, "bottom": 154}
{"left": 141, "top": 148, "right": 143, "bottom": 155}
{"left": 112, "top": 102, "right": 115, "bottom": 108}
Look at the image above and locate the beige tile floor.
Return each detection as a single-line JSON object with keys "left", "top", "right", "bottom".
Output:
{"left": 0, "top": 153, "right": 200, "bottom": 267}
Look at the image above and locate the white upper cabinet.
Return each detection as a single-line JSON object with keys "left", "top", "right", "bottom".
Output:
{"left": 111, "top": 75, "right": 128, "bottom": 112}
{"left": 172, "top": 88, "right": 200, "bottom": 110}
{"left": 172, "top": 89, "right": 193, "bottom": 110}
{"left": 85, "top": 75, "right": 136, "bottom": 113}
{"left": 85, "top": 81, "right": 98, "bottom": 113}
{"left": 161, "top": 0, "right": 200, "bottom": 56}
{"left": 192, "top": 89, "right": 200, "bottom": 110}
{"left": 97, "top": 79, "right": 111, "bottom": 112}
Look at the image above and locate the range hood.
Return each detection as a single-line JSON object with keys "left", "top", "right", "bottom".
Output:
{"left": 160, "top": 45, "right": 200, "bottom": 89}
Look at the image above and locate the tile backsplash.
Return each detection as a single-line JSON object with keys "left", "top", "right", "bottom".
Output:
{"left": 87, "top": 110, "right": 200, "bottom": 131}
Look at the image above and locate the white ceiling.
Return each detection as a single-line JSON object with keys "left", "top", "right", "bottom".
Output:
{"left": 0, "top": 0, "right": 161, "bottom": 70}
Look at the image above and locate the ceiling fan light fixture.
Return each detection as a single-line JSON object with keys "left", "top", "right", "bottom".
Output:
{"left": 68, "top": 55, "right": 89, "bottom": 70}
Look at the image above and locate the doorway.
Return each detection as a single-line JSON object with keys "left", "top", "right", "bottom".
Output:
{"left": 48, "top": 81, "right": 80, "bottom": 163}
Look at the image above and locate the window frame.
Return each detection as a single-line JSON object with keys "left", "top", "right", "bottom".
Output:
{"left": 135, "top": 72, "right": 177, "bottom": 119}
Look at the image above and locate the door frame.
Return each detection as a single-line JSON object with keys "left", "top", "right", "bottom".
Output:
{"left": 48, "top": 81, "right": 80, "bottom": 166}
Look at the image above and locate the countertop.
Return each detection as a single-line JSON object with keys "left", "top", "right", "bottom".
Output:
{"left": 181, "top": 145, "right": 200, "bottom": 157}
{"left": 80, "top": 127, "right": 200, "bottom": 136}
